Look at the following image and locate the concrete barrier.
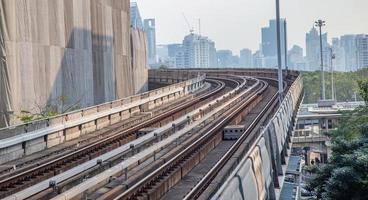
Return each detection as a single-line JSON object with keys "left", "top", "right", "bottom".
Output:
{"left": 0, "top": 70, "right": 205, "bottom": 165}
{"left": 212, "top": 73, "right": 303, "bottom": 200}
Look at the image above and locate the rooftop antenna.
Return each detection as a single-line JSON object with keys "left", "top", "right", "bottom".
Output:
{"left": 182, "top": 13, "right": 194, "bottom": 34}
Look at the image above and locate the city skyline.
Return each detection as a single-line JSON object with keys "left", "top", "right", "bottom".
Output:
{"left": 0, "top": 2, "right": 366, "bottom": 200}
{"left": 134, "top": 0, "right": 368, "bottom": 55}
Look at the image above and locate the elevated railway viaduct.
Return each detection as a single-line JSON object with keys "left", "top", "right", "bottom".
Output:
{"left": 0, "top": 68, "right": 303, "bottom": 200}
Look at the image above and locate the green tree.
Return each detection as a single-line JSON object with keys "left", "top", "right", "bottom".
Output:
{"left": 17, "top": 95, "right": 82, "bottom": 123}
{"left": 301, "top": 69, "right": 367, "bottom": 103}
{"left": 159, "top": 65, "right": 169, "bottom": 70}
{"left": 307, "top": 80, "right": 368, "bottom": 199}
{"left": 358, "top": 79, "right": 368, "bottom": 103}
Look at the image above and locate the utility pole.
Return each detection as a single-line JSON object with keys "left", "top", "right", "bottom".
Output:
{"left": 276, "top": 0, "right": 283, "bottom": 103}
{"left": 315, "top": 19, "right": 326, "bottom": 100}
{"left": 284, "top": 20, "right": 288, "bottom": 72}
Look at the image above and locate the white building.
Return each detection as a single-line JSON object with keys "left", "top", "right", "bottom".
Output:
{"left": 181, "top": 34, "right": 217, "bottom": 68}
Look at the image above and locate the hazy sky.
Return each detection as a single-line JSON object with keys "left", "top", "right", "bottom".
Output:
{"left": 135, "top": 0, "right": 368, "bottom": 55}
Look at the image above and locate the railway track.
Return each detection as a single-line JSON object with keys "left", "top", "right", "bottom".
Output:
{"left": 0, "top": 78, "right": 230, "bottom": 199}
{"left": 89, "top": 78, "right": 269, "bottom": 200}
{"left": 0, "top": 69, "right": 299, "bottom": 200}
{"left": 21, "top": 76, "right": 253, "bottom": 200}
{"left": 182, "top": 79, "right": 282, "bottom": 200}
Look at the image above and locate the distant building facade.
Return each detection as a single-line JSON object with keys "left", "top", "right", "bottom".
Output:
{"left": 180, "top": 34, "right": 217, "bottom": 68}
{"left": 167, "top": 44, "right": 184, "bottom": 68}
{"left": 208, "top": 41, "right": 218, "bottom": 67}
{"left": 305, "top": 27, "right": 328, "bottom": 71}
{"left": 288, "top": 45, "right": 305, "bottom": 70}
{"left": 304, "top": 33, "right": 368, "bottom": 72}
{"left": 340, "top": 35, "right": 358, "bottom": 71}
{"left": 331, "top": 38, "right": 346, "bottom": 72}
{"left": 156, "top": 45, "right": 169, "bottom": 62}
{"left": 261, "top": 19, "right": 287, "bottom": 68}
{"left": 252, "top": 50, "right": 264, "bottom": 68}
{"left": 168, "top": 44, "right": 183, "bottom": 58}
{"left": 131, "top": 3, "right": 157, "bottom": 66}
{"left": 239, "top": 49, "right": 253, "bottom": 67}
{"left": 356, "top": 34, "right": 368, "bottom": 69}
{"left": 217, "top": 50, "right": 233, "bottom": 67}
{"left": 144, "top": 19, "right": 157, "bottom": 65}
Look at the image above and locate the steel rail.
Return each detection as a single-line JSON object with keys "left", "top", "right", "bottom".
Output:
{"left": 113, "top": 78, "right": 267, "bottom": 200}
{"left": 184, "top": 87, "right": 278, "bottom": 200}
{"left": 22, "top": 77, "right": 248, "bottom": 200}
{"left": 183, "top": 78, "right": 288, "bottom": 200}
{"left": 211, "top": 76, "right": 303, "bottom": 199}
{"left": 46, "top": 76, "right": 247, "bottom": 200}
{"left": 0, "top": 78, "right": 227, "bottom": 198}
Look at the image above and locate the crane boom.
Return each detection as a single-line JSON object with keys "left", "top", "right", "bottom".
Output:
{"left": 182, "top": 13, "right": 194, "bottom": 34}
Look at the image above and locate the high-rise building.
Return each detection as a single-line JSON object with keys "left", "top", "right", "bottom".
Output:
{"left": 182, "top": 34, "right": 200, "bottom": 68}
{"left": 181, "top": 34, "right": 217, "bottom": 68}
{"left": 261, "top": 19, "right": 287, "bottom": 68}
{"left": 167, "top": 44, "right": 184, "bottom": 68}
{"left": 168, "top": 44, "right": 183, "bottom": 58}
{"left": 306, "top": 27, "right": 319, "bottom": 71}
{"left": 231, "top": 55, "right": 240, "bottom": 67}
{"left": 340, "top": 35, "right": 358, "bottom": 71}
{"left": 288, "top": 45, "right": 304, "bottom": 70}
{"left": 331, "top": 38, "right": 346, "bottom": 72}
{"left": 130, "top": 2, "right": 143, "bottom": 29}
{"left": 252, "top": 50, "right": 264, "bottom": 68}
{"left": 208, "top": 41, "right": 218, "bottom": 67}
{"left": 175, "top": 51, "right": 185, "bottom": 68}
{"left": 356, "top": 34, "right": 368, "bottom": 70}
{"left": 239, "top": 49, "right": 253, "bottom": 67}
{"left": 199, "top": 37, "right": 217, "bottom": 68}
{"left": 144, "top": 19, "right": 157, "bottom": 64}
{"left": 217, "top": 50, "right": 233, "bottom": 67}
{"left": 306, "top": 27, "right": 328, "bottom": 71}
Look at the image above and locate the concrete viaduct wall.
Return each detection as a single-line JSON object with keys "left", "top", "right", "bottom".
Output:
{"left": 0, "top": 0, "right": 149, "bottom": 128}
{"left": 0, "top": 71, "right": 205, "bottom": 164}
{"left": 212, "top": 73, "right": 303, "bottom": 200}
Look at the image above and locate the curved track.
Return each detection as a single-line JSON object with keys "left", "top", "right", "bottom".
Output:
{"left": 183, "top": 78, "right": 286, "bottom": 200}
{"left": 0, "top": 79, "right": 227, "bottom": 199}
{"left": 102, "top": 77, "right": 267, "bottom": 200}
{"left": 0, "top": 69, "right": 301, "bottom": 200}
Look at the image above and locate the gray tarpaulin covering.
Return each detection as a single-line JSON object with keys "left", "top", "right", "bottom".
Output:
{"left": 0, "top": 0, "right": 148, "bottom": 127}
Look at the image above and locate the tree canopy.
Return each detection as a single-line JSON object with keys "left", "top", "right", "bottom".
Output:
{"left": 302, "top": 68, "right": 368, "bottom": 104}
{"left": 307, "top": 78, "right": 368, "bottom": 200}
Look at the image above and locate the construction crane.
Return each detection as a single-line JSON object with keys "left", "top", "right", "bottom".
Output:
{"left": 182, "top": 13, "right": 195, "bottom": 34}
